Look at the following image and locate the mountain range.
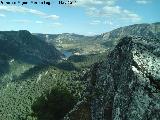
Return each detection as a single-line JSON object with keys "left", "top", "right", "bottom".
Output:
{"left": 34, "top": 22, "right": 160, "bottom": 55}
{"left": 0, "top": 22, "right": 160, "bottom": 120}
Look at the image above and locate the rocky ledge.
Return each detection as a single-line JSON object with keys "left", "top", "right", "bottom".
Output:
{"left": 65, "top": 36, "right": 160, "bottom": 120}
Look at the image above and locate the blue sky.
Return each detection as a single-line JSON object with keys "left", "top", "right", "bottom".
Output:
{"left": 0, "top": 0, "right": 159, "bottom": 35}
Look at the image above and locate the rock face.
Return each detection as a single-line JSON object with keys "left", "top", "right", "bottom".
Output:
{"left": 65, "top": 36, "right": 160, "bottom": 120}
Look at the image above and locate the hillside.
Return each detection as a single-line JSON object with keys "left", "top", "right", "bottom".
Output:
{"left": 0, "top": 30, "right": 63, "bottom": 84}
{"left": 0, "top": 65, "right": 86, "bottom": 120}
{"left": 100, "top": 22, "right": 160, "bottom": 47}
{"left": 0, "top": 30, "right": 63, "bottom": 65}
{"left": 65, "top": 36, "right": 160, "bottom": 120}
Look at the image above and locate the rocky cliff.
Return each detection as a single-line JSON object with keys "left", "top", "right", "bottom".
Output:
{"left": 65, "top": 36, "right": 160, "bottom": 120}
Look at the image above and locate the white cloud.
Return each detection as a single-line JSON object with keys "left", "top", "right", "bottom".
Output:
{"left": 90, "top": 20, "right": 101, "bottom": 25}
{"left": 0, "top": 6, "right": 45, "bottom": 16}
{"left": 87, "top": 5, "right": 141, "bottom": 22}
{"left": 45, "top": 15, "right": 59, "bottom": 20}
{"left": 35, "top": 21, "right": 43, "bottom": 24}
{"left": 136, "top": 0, "right": 150, "bottom": 4}
{"left": 102, "top": 6, "right": 121, "bottom": 15}
{"left": 74, "top": 0, "right": 141, "bottom": 23}
{"left": 104, "top": 20, "right": 113, "bottom": 25}
{"left": 28, "top": 9, "right": 46, "bottom": 16}
{"left": 103, "top": 20, "right": 120, "bottom": 29}
{"left": 86, "top": 7, "right": 100, "bottom": 17}
{"left": 122, "top": 9, "right": 141, "bottom": 22}
{"left": 0, "top": 13, "right": 5, "bottom": 17}
{"left": 74, "top": 0, "right": 116, "bottom": 7}
{"left": 0, "top": 6, "right": 59, "bottom": 21}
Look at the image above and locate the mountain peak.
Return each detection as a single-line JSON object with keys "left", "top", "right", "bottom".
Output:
{"left": 18, "top": 30, "right": 31, "bottom": 36}
{"left": 65, "top": 36, "right": 160, "bottom": 120}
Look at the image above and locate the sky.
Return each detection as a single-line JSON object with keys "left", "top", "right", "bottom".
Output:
{"left": 0, "top": 0, "right": 159, "bottom": 35}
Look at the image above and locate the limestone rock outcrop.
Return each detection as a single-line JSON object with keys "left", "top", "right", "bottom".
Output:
{"left": 65, "top": 36, "right": 160, "bottom": 120}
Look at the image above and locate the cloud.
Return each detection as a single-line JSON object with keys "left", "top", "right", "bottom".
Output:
{"left": 74, "top": 0, "right": 141, "bottom": 23}
{"left": 0, "top": 13, "right": 5, "bottom": 17}
{"left": 0, "top": 6, "right": 45, "bottom": 16}
{"left": 45, "top": 15, "right": 59, "bottom": 20}
{"left": 28, "top": 9, "right": 46, "bottom": 16}
{"left": 74, "top": 0, "right": 116, "bottom": 7}
{"left": 102, "top": 6, "right": 121, "bottom": 15}
{"left": 104, "top": 20, "right": 113, "bottom": 25}
{"left": 35, "top": 21, "right": 43, "bottom": 24}
{"left": 90, "top": 20, "right": 101, "bottom": 25}
{"left": 122, "top": 9, "right": 141, "bottom": 22}
{"left": 136, "top": 0, "right": 151, "bottom": 4}
{"left": 103, "top": 20, "right": 120, "bottom": 29}
{"left": 0, "top": 6, "right": 59, "bottom": 21}
{"left": 87, "top": 5, "right": 141, "bottom": 22}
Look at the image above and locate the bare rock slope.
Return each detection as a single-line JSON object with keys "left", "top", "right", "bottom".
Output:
{"left": 65, "top": 36, "right": 160, "bottom": 120}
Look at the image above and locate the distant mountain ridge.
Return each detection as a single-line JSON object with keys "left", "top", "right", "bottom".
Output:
{"left": 34, "top": 22, "right": 160, "bottom": 54}
{"left": 34, "top": 33, "right": 105, "bottom": 55}
{"left": 102, "top": 22, "right": 160, "bottom": 39}
{"left": 100, "top": 22, "right": 160, "bottom": 47}
{"left": 35, "top": 22, "right": 160, "bottom": 43}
